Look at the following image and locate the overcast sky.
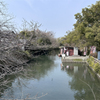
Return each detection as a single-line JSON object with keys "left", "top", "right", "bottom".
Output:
{"left": 4, "top": 0, "right": 98, "bottom": 38}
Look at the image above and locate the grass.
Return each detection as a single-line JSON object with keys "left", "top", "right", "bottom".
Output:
{"left": 73, "top": 59, "right": 83, "bottom": 61}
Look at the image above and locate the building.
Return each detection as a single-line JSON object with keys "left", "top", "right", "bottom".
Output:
{"left": 60, "top": 46, "right": 79, "bottom": 56}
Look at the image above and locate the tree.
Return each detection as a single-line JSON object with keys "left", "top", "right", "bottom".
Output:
{"left": 19, "top": 19, "right": 59, "bottom": 48}
{"left": 0, "top": 1, "right": 32, "bottom": 97}
{"left": 62, "top": 0, "right": 100, "bottom": 50}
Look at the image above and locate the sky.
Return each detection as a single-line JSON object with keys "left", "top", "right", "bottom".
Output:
{"left": 3, "top": 0, "right": 98, "bottom": 38}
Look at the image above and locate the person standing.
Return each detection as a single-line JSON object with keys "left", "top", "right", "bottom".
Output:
{"left": 66, "top": 49, "right": 69, "bottom": 56}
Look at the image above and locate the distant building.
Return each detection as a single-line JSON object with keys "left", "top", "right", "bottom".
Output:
{"left": 60, "top": 46, "right": 79, "bottom": 56}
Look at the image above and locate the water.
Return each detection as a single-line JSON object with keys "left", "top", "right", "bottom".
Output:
{"left": 1, "top": 54, "right": 100, "bottom": 100}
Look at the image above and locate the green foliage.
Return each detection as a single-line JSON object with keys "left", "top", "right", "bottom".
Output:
{"left": 73, "top": 59, "right": 82, "bottom": 61}
{"left": 20, "top": 31, "right": 31, "bottom": 39}
{"left": 87, "top": 56, "right": 100, "bottom": 75}
{"left": 94, "top": 63, "right": 100, "bottom": 73}
{"left": 57, "top": 37, "right": 65, "bottom": 46}
{"left": 37, "top": 38, "right": 51, "bottom": 45}
{"left": 87, "top": 56, "right": 94, "bottom": 68}
{"left": 61, "top": 1, "right": 100, "bottom": 50}
{"left": 90, "top": 61, "right": 95, "bottom": 68}
{"left": 98, "top": 69, "right": 100, "bottom": 74}
{"left": 24, "top": 50, "right": 31, "bottom": 57}
{"left": 90, "top": 56, "right": 94, "bottom": 60}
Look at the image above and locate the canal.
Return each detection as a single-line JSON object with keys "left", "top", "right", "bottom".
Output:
{"left": 1, "top": 53, "right": 100, "bottom": 100}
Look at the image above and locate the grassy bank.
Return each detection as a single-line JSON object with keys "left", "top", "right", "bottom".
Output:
{"left": 87, "top": 56, "right": 100, "bottom": 75}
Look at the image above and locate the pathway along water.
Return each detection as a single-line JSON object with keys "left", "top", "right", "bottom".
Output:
{"left": 0, "top": 53, "right": 100, "bottom": 100}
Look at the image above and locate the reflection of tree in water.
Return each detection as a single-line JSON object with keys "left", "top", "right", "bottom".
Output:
{"left": 62, "top": 63, "right": 100, "bottom": 100}
{"left": 27, "top": 55, "right": 57, "bottom": 80}
{"left": 0, "top": 55, "right": 57, "bottom": 99}
{"left": 48, "top": 49, "right": 59, "bottom": 56}
{"left": 0, "top": 71, "right": 29, "bottom": 98}
{"left": 0, "top": 75, "right": 18, "bottom": 98}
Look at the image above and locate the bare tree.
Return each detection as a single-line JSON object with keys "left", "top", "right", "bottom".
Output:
{"left": 19, "top": 19, "right": 59, "bottom": 51}
{"left": 0, "top": 1, "right": 32, "bottom": 99}
{"left": 0, "top": 1, "right": 59, "bottom": 99}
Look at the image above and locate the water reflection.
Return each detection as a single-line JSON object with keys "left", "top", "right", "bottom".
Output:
{"left": 62, "top": 62, "right": 100, "bottom": 100}
{"left": 0, "top": 54, "right": 100, "bottom": 100}
{"left": 61, "top": 63, "right": 80, "bottom": 74}
{"left": 27, "top": 55, "right": 57, "bottom": 80}
{"left": 0, "top": 55, "right": 58, "bottom": 99}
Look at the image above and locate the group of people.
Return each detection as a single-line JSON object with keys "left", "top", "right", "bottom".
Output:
{"left": 64, "top": 47, "right": 69, "bottom": 56}
{"left": 59, "top": 47, "right": 69, "bottom": 57}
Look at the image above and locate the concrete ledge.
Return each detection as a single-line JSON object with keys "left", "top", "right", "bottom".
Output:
{"left": 62, "top": 56, "right": 89, "bottom": 63}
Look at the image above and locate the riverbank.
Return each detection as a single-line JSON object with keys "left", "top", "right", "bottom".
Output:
{"left": 61, "top": 56, "right": 89, "bottom": 63}
{"left": 0, "top": 48, "right": 59, "bottom": 74}
{"left": 29, "top": 47, "right": 59, "bottom": 56}
{"left": 86, "top": 56, "right": 100, "bottom": 79}
{"left": 61, "top": 55, "right": 100, "bottom": 79}
{"left": 1, "top": 54, "right": 100, "bottom": 100}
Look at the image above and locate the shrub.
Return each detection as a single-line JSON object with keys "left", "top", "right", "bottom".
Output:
{"left": 87, "top": 56, "right": 100, "bottom": 74}
{"left": 94, "top": 63, "right": 100, "bottom": 73}
{"left": 88, "top": 56, "right": 94, "bottom": 66}
{"left": 98, "top": 69, "right": 100, "bottom": 75}
{"left": 90, "top": 56, "right": 94, "bottom": 60}
{"left": 90, "top": 61, "right": 95, "bottom": 68}
{"left": 87, "top": 56, "right": 95, "bottom": 68}
{"left": 87, "top": 58, "right": 90, "bottom": 62}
